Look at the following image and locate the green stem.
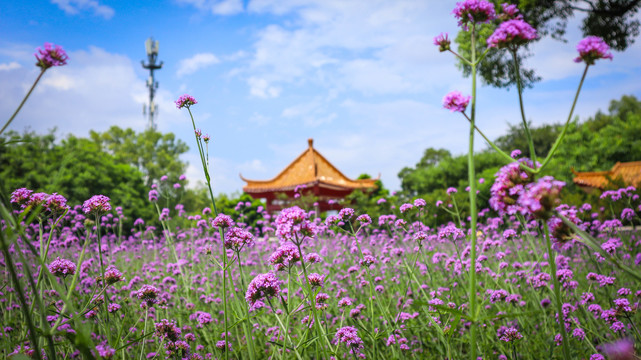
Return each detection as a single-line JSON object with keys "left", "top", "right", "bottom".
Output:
{"left": 543, "top": 222, "right": 571, "bottom": 360}
{"left": 186, "top": 107, "right": 229, "bottom": 360}
{"left": 468, "top": 23, "right": 479, "bottom": 360}
{"left": 139, "top": 309, "right": 149, "bottom": 360}
{"left": 537, "top": 64, "right": 590, "bottom": 172}
{"left": 95, "top": 214, "right": 110, "bottom": 324}
{"left": 0, "top": 69, "right": 46, "bottom": 135}
{"left": 267, "top": 299, "right": 304, "bottom": 360}
{"left": 462, "top": 113, "right": 532, "bottom": 169}
{"left": 0, "top": 231, "right": 43, "bottom": 360}
{"left": 511, "top": 49, "right": 537, "bottom": 164}
{"left": 295, "top": 238, "right": 333, "bottom": 356}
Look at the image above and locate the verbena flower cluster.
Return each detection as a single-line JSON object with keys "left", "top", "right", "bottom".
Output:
{"left": 452, "top": 0, "right": 496, "bottom": 29}
{"left": 35, "top": 43, "right": 68, "bottom": 69}
{"left": 82, "top": 195, "right": 111, "bottom": 215}
{"left": 487, "top": 19, "right": 537, "bottom": 49}
{"left": 443, "top": 91, "right": 471, "bottom": 113}
{"left": 175, "top": 94, "right": 197, "bottom": 109}
{"left": 574, "top": 36, "right": 613, "bottom": 65}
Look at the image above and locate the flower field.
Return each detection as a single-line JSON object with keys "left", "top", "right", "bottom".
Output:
{"left": 1, "top": 186, "right": 640, "bottom": 359}
{"left": 2, "top": 0, "right": 640, "bottom": 359}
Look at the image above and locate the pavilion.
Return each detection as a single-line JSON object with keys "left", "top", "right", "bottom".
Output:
{"left": 240, "top": 139, "right": 378, "bottom": 212}
{"left": 572, "top": 161, "right": 641, "bottom": 192}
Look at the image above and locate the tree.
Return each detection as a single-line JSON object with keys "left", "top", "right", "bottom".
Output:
{"left": 455, "top": 0, "right": 641, "bottom": 88}
{"left": 90, "top": 126, "right": 189, "bottom": 187}
{"left": 0, "top": 130, "right": 154, "bottom": 225}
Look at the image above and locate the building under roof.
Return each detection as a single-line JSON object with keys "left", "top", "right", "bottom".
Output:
{"left": 240, "top": 139, "right": 378, "bottom": 212}
{"left": 572, "top": 161, "right": 641, "bottom": 192}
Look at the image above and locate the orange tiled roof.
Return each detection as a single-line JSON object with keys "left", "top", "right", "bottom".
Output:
{"left": 572, "top": 161, "right": 641, "bottom": 189}
{"left": 241, "top": 139, "right": 378, "bottom": 193}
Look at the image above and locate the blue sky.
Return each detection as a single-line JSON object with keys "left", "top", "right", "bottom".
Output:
{"left": 1, "top": 0, "right": 640, "bottom": 195}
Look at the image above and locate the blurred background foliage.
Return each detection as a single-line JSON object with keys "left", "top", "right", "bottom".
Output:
{"left": 1, "top": 95, "right": 639, "bottom": 229}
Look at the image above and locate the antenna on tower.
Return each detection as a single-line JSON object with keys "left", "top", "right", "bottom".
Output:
{"left": 141, "top": 37, "right": 163, "bottom": 130}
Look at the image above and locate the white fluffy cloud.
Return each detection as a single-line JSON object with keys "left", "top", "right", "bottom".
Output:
{"left": 0, "top": 62, "right": 21, "bottom": 71}
{"left": 51, "top": 0, "right": 115, "bottom": 19}
{"left": 176, "top": 53, "right": 220, "bottom": 77}
{"left": 176, "top": 0, "right": 244, "bottom": 15}
{"left": 247, "top": 77, "right": 281, "bottom": 98}
{"left": 0, "top": 45, "right": 185, "bottom": 136}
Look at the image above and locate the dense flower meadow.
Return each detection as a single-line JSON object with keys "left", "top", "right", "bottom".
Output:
{"left": 1, "top": 183, "right": 640, "bottom": 359}
{"left": 1, "top": 1, "right": 640, "bottom": 359}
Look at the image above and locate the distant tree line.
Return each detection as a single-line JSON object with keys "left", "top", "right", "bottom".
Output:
{"left": 393, "top": 94, "right": 641, "bottom": 224}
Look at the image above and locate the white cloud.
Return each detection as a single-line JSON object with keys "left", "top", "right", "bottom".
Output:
{"left": 41, "top": 73, "right": 76, "bottom": 90}
{"left": 176, "top": 53, "right": 220, "bottom": 77}
{"left": 177, "top": 0, "right": 244, "bottom": 15}
{"left": 0, "top": 45, "right": 187, "bottom": 136}
{"left": 0, "top": 62, "right": 21, "bottom": 71}
{"left": 247, "top": 77, "right": 281, "bottom": 98}
{"left": 51, "top": 0, "right": 115, "bottom": 19}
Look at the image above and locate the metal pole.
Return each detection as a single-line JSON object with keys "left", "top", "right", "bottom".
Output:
{"left": 141, "top": 37, "right": 163, "bottom": 130}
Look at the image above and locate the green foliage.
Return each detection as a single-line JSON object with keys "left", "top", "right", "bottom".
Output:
{"left": 90, "top": 126, "right": 189, "bottom": 188}
{"left": 344, "top": 174, "right": 396, "bottom": 220}
{"left": 398, "top": 95, "right": 641, "bottom": 219}
{"left": 455, "top": 0, "right": 641, "bottom": 88}
{"left": 0, "top": 130, "right": 154, "bottom": 226}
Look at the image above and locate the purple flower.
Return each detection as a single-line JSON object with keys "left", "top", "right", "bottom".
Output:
{"left": 498, "top": 326, "right": 523, "bottom": 342}
{"left": 269, "top": 243, "right": 301, "bottom": 271}
{"left": 27, "top": 192, "right": 48, "bottom": 208}
{"left": 95, "top": 344, "right": 115, "bottom": 359}
{"left": 356, "top": 214, "right": 372, "bottom": 226}
{"left": 359, "top": 255, "right": 376, "bottom": 267}
{"left": 438, "top": 224, "right": 465, "bottom": 242}
{"left": 487, "top": 19, "right": 537, "bottom": 49}
{"left": 308, "top": 273, "right": 325, "bottom": 287}
{"left": 148, "top": 189, "right": 159, "bottom": 202}
{"left": 333, "top": 326, "right": 364, "bottom": 354}
{"left": 35, "top": 43, "right": 68, "bottom": 69}
{"left": 212, "top": 213, "right": 234, "bottom": 228}
{"left": 315, "top": 292, "right": 330, "bottom": 310}
{"left": 48, "top": 257, "right": 76, "bottom": 277}
{"left": 446, "top": 187, "right": 458, "bottom": 195}
{"left": 175, "top": 94, "right": 197, "bottom": 109}
{"left": 489, "top": 159, "right": 535, "bottom": 216}
{"left": 245, "top": 273, "right": 281, "bottom": 309}
{"left": 190, "top": 311, "right": 213, "bottom": 328}
{"left": 138, "top": 285, "right": 160, "bottom": 305}
{"left": 103, "top": 265, "right": 124, "bottom": 285}
{"left": 339, "top": 207, "right": 355, "bottom": 220}
{"left": 154, "top": 319, "right": 182, "bottom": 342}
{"left": 44, "top": 193, "right": 69, "bottom": 214}
{"left": 500, "top": 3, "right": 522, "bottom": 20}
{"left": 603, "top": 338, "right": 635, "bottom": 360}
{"left": 275, "top": 206, "right": 317, "bottom": 241}
{"left": 518, "top": 176, "right": 565, "bottom": 219}
{"left": 10, "top": 188, "right": 33, "bottom": 206}
{"left": 443, "top": 91, "right": 471, "bottom": 112}
{"left": 574, "top": 36, "right": 613, "bottom": 65}
{"left": 82, "top": 195, "right": 111, "bottom": 215}
{"left": 399, "top": 203, "right": 414, "bottom": 213}
{"left": 224, "top": 227, "right": 254, "bottom": 252}
{"left": 434, "top": 32, "right": 451, "bottom": 52}
{"left": 452, "top": 0, "right": 496, "bottom": 29}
